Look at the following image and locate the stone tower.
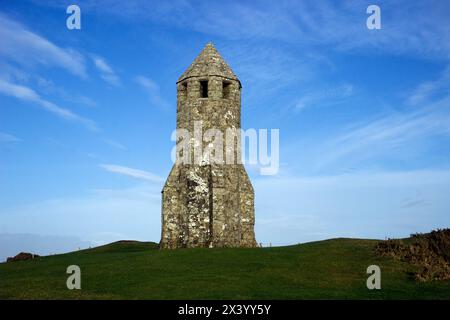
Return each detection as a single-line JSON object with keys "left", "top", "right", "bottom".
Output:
{"left": 160, "top": 43, "right": 257, "bottom": 249}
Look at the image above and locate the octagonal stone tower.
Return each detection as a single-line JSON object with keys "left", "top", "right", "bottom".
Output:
{"left": 160, "top": 43, "right": 257, "bottom": 249}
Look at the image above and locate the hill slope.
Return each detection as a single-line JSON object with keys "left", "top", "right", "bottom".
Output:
{"left": 0, "top": 238, "right": 449, "bottom": 299}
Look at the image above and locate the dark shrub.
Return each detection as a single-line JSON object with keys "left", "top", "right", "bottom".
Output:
{"left": 374, "top": 229, "right": 450, "bottom": 281}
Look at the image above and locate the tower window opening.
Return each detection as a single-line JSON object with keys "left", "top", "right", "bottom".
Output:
{"left": 223, "top": 81, "right": 231, "bottom": 99}
{"left": 200, "top": 80, "right": 208, "bottom": 98}
{"left": 180, "top": 81, "right": 187, "bottom": 98}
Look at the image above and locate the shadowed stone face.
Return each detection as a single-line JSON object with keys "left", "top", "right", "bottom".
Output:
{"left": 160, "top": 43, "right": 257, "bottom": 249}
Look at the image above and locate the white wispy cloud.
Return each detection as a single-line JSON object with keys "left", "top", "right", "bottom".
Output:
{"left": 67, "top": 1, "right": 450, "bottom": 60}
{"left": 407, "top": 66, "right": 450, "bottom": 106}
{"left": 100, "top": 164, "right": 164, "bottom": 182}
{"left": 0, "top": 61, "right": 97, "bottom": 108}
{"left": 0, "top": 13, "right": 86, "bottom": 77}
{"left": 0, "top": 132, "right": 21, "bottom": 142}
{"left": 102, "top": 138, "right": 126, "bottom": 150}
{"left": 92, "top": 55, "right": 120, "bottom": 86}
{"left": 33, "top": 75, "right": 98, "bottom": 108}
{"left": 135, "top": 75, "right": 170, "bottom": 109}
{"left": 0, "top": 78, "right": 97, "bottom": 130}
{"left": 311, "top": 106, "right": 449, "bottom": 172}
{"left": 309, "top": 100, "right": 450, "bottom": 172}
{"left": 293, "top": 83, "right": 354, "bottom": 112}
{"left": 284, "top": 64, "right": 450, "bottom": 174}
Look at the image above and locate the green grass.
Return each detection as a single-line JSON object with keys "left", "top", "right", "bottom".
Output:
{"left": 0, "top": 238, "right": 448, "bottom": 299}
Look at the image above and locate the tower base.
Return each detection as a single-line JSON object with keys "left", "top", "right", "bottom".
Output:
{"left": 160, "top": 164, "right": 257, "bottom": 249}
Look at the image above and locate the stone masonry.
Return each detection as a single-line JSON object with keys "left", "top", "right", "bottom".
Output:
{"left": 160, "top": 43, "right": 257, "bottom": 249}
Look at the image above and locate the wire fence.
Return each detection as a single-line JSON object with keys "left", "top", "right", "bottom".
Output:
{"left": 257, "top": 242, "right": 300, "bottom": 248}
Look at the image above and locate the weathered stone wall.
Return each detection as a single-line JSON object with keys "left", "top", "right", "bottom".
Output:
{"left": 160, "top": 43, "right": 257, "bottom": 249}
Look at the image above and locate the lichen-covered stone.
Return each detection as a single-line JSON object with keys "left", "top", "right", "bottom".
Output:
{"left": 160, "top": 43, "right": 257, "bottom": 249}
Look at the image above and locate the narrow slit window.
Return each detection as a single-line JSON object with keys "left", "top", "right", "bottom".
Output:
{"left": 223, "top": 81, "right": 231, "bottom": 99}
{"left": 200, "top": 80, "right": 208, "bottom": 98}
{"left": 181, "top": 81, "right": 187, "bottom": 98}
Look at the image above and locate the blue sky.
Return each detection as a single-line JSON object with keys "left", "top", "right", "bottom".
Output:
{"left": 1, "top": 0, "right": 450, "bottom": 260}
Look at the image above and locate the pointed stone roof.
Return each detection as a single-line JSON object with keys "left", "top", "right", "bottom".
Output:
{"left": 177, "top": 42, "right": 239, "bottom": 83}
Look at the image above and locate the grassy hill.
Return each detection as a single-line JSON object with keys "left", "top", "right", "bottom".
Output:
{"left": 0, "top": 238, "right": 449, "bottom": 299}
